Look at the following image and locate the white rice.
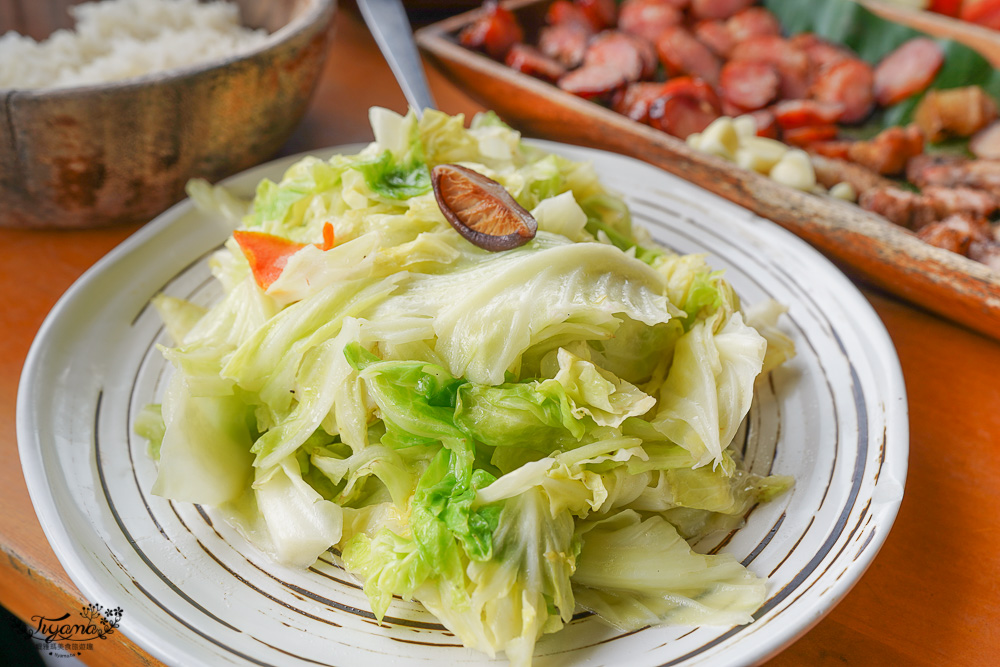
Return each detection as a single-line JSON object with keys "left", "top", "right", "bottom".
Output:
{"left": 0, "top": 0, "right": 270, "bottom": 89}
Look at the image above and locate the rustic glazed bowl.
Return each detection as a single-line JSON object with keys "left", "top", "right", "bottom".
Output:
{"left": 0, "top": 0, "right": 337, "bottom": 229}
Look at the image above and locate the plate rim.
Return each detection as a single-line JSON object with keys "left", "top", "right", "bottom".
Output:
{"left": 16, "top": 139, "right": 909, "bottom": 667}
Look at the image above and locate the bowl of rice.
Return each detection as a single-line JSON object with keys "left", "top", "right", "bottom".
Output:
{"left": 0, "top": 0, "right": 336, "bottom": 229}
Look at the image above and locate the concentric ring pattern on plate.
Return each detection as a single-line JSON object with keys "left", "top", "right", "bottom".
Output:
{"left": 17, "top": 141, "right": 908, "bottom": 667}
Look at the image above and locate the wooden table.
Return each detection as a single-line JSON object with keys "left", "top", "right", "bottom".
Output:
{"left": 2, "top": 8, "right": 998, "bottom": 666}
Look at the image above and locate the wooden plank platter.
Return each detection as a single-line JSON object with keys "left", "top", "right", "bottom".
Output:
{"left": 416, "top": 0, "right": 1000, "bottom": 341}
{"left": 863, "top": 0, "right": 1000, "bottom": 67}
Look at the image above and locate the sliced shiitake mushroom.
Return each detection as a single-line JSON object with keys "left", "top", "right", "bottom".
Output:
{"left": 431, "top": 163, "right": 537, "bottom": 251}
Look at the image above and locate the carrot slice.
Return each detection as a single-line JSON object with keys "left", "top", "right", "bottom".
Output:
{"left": 233, "top": 231, "right": 306, "bottom": 290}
{"left": 234, "top": 222, "right": 337, "bottom": 289}
{"left": 319, "top": 222, "right": 335, "bottom": 251}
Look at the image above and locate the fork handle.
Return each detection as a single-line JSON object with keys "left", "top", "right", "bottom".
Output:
{"left": 357, "top": 0, "right": 438, "bottom": 115}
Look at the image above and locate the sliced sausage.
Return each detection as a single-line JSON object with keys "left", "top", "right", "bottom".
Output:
{"left": 613, "top": 81, "right": 673, "bottom": 121}
{"left": 809, "top": 58, "right": 875, "bottom": 124}
{"left": 725, "top": 7, "right": 781, "bottom": 42}
{"left": 720, "top": 99, "right": 744, "bottom": 117}
{"left": 505, "top": 43, "right": 567, "bottom": 82}
{"left": 584, "top": 31, "right": 650, "bottom": 81}
{"left": 618, "top": 0, "right": 683, "bottom": 44}
{"left": 689, "top": 0, "right": 755, "bottom": 21}
{"left": 873, "top": 38, "right": 944, "bottom": 107}
{"left": 720, "top": 61, "right": 780, "bottom": 111}
{"left": 656, "top": 26, "right": 721, "bottom": 85}
{"left": 613, "top": 78, "right": 719, "bottom": 123}
{"left": 661, "top": 75, "right": 722, "bottom": 108}
{"left": 773, "top": 99, "right": 845, "bottom": 129}
{"left": 789, "top": 33, "right": 853, "bottom": 73}
{"left": 971, "top": 121, "right": 1000, "bottom": 160}
{"left": 629, "top": 31, "right": 659, "bottom": 78}
{"left": 546, "top": 0, "right": 595, "bottom": 31}
{"left": 694, "top": 20, "right": 735, "bottom": 58}
{"left": 577, "top": 0, "right": 619, "bottom": 31}
{"left": 783, "top": 124, "right": 840, "bottom": 148}
{"left": 557, "top": 64, "right": 628, "bottom": 99}
{"left": 539, "top": 23, "right": 591, "bottom": 68}
{"left": 730, "top": 36, "right": 810, "bottom": 99}
{"left": 459, "top": 2, "right": 524, "bottom": 60}
{"left": 649, "top": 93, "right": 720, "bottom": 138}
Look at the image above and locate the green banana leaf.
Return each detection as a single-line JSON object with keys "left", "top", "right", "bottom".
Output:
{"left": 764, "top": 0, "right": 1000, "bottom": 132}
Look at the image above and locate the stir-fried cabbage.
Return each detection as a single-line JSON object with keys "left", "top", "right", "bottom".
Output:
{"left": 143, "top": 108, "right": 795, "bottom": 666}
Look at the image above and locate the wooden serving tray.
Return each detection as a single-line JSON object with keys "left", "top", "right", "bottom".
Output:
{"left": 416, "top": 0, "right": 1000, "bottom": 342}
{"left": 863, "top": 0, "right": 1000, "bottom": 67}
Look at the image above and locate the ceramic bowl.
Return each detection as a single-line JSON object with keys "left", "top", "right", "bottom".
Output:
{"left": 0, "top": 0, "right": 336, "bottom": 229}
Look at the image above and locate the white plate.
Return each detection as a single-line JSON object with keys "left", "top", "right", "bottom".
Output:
{"left": 17, "top": 141, "right": 908, "bottom": 667}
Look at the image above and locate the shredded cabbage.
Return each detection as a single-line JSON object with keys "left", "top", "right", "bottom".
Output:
{"left": 143, "top": 108, "right": 795, "bottom": 666}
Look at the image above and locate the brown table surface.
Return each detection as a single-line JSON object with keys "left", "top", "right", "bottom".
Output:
{"left": 2, "top": 8, "right": 998, "bottom": 666}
